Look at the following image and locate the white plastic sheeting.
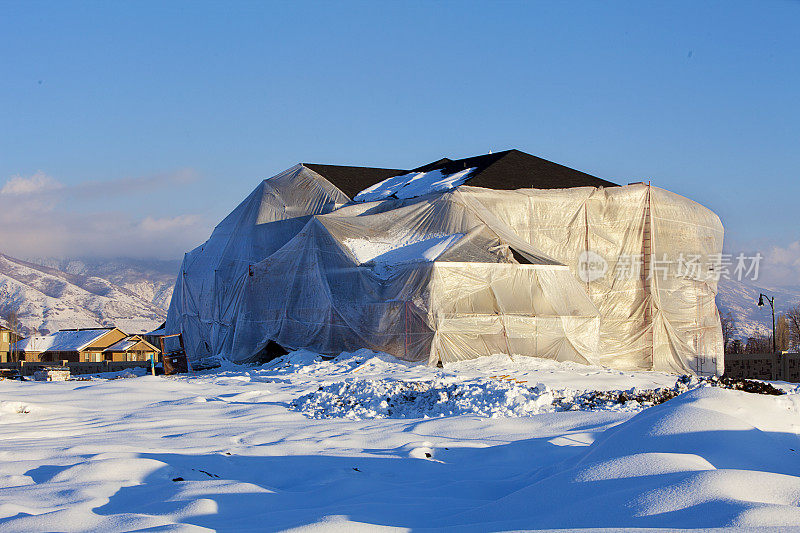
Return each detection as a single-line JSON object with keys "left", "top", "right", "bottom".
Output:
{"left": 457, "top": 184, "right": 724, "bottom": 374}
{"left": 227, "top": 193, "right": 600, "bottom": 366}
{"left": 165, "top": 165, "right": 349, "bottom": 362}
{"left": 167, "top": 165, "right": 724, "bottom": 375}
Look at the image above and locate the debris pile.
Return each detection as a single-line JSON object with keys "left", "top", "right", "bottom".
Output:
{"left": 711, "top": 375, "right": 785, "bottom": 395}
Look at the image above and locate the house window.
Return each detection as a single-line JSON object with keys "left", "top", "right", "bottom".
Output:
{"left": 1, "top": 332, "right": 8, "bottom": 343}
{"left": 89, "top": 352, "right": 102, "bottom": 362}
{"left": 126, "top": 352, "right": 135, "bottom": 362}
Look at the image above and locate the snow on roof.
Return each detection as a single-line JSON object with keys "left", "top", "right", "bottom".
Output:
{"left": 15, "top": 328, "right": 114, "bottom": 353}
{"left": 104, "top": 336, "right": 148, "bottom": 352}
{"left": 353, "top": 168, "right": 476, "bottom": 203}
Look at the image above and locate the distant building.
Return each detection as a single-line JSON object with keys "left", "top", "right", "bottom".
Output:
{"left": 14, "top": 327, "right": 129, "bottom": 362}
{"left": 142, "top": 322, "right": 166, "bottom": 352}
{"left": 0, "top": 322, "right": 23, "bottom": 363}
{"left": 103, "top": 335, "right": 160, "bottom": 362}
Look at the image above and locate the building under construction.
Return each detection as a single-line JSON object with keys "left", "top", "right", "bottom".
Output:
{"left": 166, "top": 150, "right": 724, "bottom": 375}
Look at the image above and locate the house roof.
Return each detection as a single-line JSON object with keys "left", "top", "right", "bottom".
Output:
{"left": 411, "top": 149, "right": 618, "bottom": 191}
{"left": 14, "top": 328, "right": 118, "bottom": 353}
{"left": 342, "top": 149, "right": 619, "bottom": 203}
{"left": 104, "top": 335, "right": 159, "bottom": 353}
{"left": 143, "top": 321, "right": 166, "bottom": 337}
{"left": 302, "top": 163, "right": 408, "bottom": 200}
{"left": 144, "top": 326, "right": 166, "bottom": 336}
{"left": 411, "top": 158, "right": 453, "bottom": 172}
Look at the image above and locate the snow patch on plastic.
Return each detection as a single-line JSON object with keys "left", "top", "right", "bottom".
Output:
{"left": 342, "top": 234, "right": 462, "bottom": 265}
{"left": 353, "top": 167, "right": 476, "bottom": 202}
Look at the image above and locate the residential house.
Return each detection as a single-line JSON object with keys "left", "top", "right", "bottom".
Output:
{"left": 14, "top": 327, "right": 128, "bottom": 362}
{"left": 142, "top": 322, "right": 166, "bottom": 352}
{"left": 103, "top": 335, "right": 160, "bottom": 362}
{"left": 0, "top": 322, "right": 23, "bottom": 363}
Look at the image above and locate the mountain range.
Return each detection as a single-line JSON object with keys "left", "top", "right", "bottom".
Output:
{"left": 30, "top": 256, "right": 178, "bottom": 310}
{"left": 0, "top": 253, "right": 176, "bottom": 336}
{"left": 716, "top": 276, "right": 800, "bottom": 338}
{"left": 1, "top": 249, "right": 796, "bottom": 342}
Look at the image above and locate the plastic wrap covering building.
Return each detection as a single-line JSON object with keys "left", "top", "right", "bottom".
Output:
{"left": 166, "top": 150, "right": 724, "bottom": 375}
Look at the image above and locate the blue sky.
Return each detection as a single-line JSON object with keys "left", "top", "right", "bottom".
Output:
{"left": 1, "top": 1, "right": 798, "bottom": 282}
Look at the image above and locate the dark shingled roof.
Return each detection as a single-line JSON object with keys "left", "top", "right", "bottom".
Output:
{"left": 305, "top": 150, "right": 617, "bottom": 200}
{"left": 412, "top": 149, "right": 618, "bottom": 190}
{"left": 302, "top": 163, "right": 407, "bottom": 200}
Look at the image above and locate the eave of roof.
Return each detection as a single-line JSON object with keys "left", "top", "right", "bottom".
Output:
{"left": 412, "top": 149, "right": 618, "bottom": 190}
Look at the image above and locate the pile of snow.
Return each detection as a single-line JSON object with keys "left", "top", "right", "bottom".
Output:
{"left": 256, "top": 349, "right": 688, "bottom": 392}
{"left": 292, "top": 378, "right": 554, "bottom": 419}
{"left": 255, "top": 349, "right": 429, "bottom": 380}
{"left": 353, "top": 167, "right": 476, "bottom": 202}
{"left": 289, "top": 377, "right": 697, "bottom": 420}
{"left": 287, "top": 354, "right": 790, "bottom": 420}
{"left": 0, "top": 400, "right": 32, "bottom": 415}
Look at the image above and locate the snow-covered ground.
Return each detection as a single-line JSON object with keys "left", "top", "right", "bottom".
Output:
{"left": 1, "top": 351, "right": 799, "bottom": 532}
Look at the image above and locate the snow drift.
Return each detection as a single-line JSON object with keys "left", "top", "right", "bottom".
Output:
{"left": 0, "top": 353, "right": 796, "bottom": 531}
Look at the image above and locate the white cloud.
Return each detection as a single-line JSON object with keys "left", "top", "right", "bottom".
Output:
{"left": 0, "top": 169, "right": 211, "bottom": 260}
{"left": 760, "top": 241, "right": 800, "bottom": 287}
{"left": 0, "top": 171, "right": 63, "bottom": 195}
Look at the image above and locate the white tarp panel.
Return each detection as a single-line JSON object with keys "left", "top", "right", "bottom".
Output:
{"left": 165, "top": 165, "right": 349, "bottom": 363}
{"left": 166, "top": 165, "right": 724, "bottom": 375}
{"left": 458, "top": 184, "right": 724, "bottom": 374}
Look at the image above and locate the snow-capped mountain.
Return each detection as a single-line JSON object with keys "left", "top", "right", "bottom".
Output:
{"left": 716, "top": 276, "right": 800, "bottom": 338}
{"left": 0, "top": 253, "right": 169, "bottom": 336}
{"left": 27, "top": 256, "right": 178, "bottom": 310}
